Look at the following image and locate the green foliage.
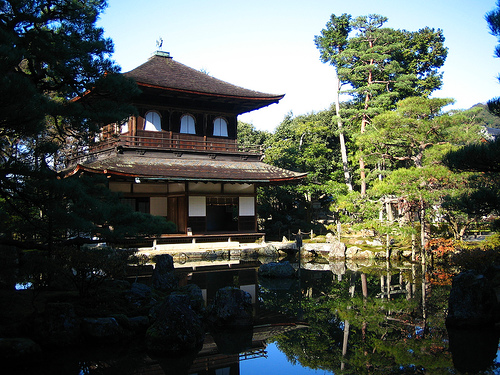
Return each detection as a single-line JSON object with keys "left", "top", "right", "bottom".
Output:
{"left": 486, "top": 1, "right": 500, "bottom": 113}
{"left": 486, "top": 1, "right": 500, "bottom": 61}
{"left": 20, "top": 245, "right": 137, "bottom": 297}
{"left": 0, "top": 172, "right": 171, "bottom": 249}
{"left": 0, "top": 0, "right": 138, "bottom": 140}
{"left": 314, "top": 12, "right": 448, "bottom": 194}
{"left": 314, "top": 13, "right": 352, "bottom": 67}
{"left": 469, "top": 103, "right": 500, "bottom": 129}
{"left": 335, "top": 190, "right": 379, "bottom": 224}
{"left": 444, "top": 137, "right": 500, "bottom": 173}
{"left": 54, "top": 246, "right": 135, "bottom": 297}
{"left": 0, "top": 1, "right": 157, "bottom": 250}
{"left": 358, "top": 97, "right": 458, "bottom": 171}
{"left": 269, "top": 269, "right": 453, "bottom": 374}
{"left": 451, "top": 236, "right": 500, "bottom": 273}
{"left": 336, "top": 16, "right": 447, "bottom": 110}
{"left": 237, "top": 121, "right": 271, "bottom": 147}
{"left": 442, "top": 135, "right": 500, "bottom": 237}
{"left": 258, "top": 110, "right": 345, "bottom": 237}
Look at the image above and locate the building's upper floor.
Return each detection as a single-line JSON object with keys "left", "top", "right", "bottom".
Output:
{"left": 67, "top": 51, "right": 284, "bottom": 165}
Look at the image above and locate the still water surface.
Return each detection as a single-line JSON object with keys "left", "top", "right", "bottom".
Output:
{"left": 31, "top": 258, "right": 500, "bottom": 374}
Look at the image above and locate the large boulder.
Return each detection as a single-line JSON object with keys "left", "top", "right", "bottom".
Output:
{"left": 152, "top": 254, "right": 178, "bottom": 292}
{"left": 448, "top": 327, "right": 499, "bottom": 373}
{"left": 345, "top": 246, "right": 374, "bottom": 259}
{"left": 329, "top": 240, "right": 346, "bottom": 258}
{"left": 258, "top": 261, "right": 295, "bottom": 278}
{"left": 125, "top": 282, "right": 154, "bottom": 308}
{"left": 207, "top": 287, "right": 253, "bottom": 327}
{"left": 303, "top": 242, "right": 346, "bottom": 259}
{"left": 153, "top": 254, "right": 174, "bottom": 273}
{"left": 145, "top": 294, "right": 205, "bottom": 355}
{"left": 170, "top": 284, "right": 205, "bottom": 313}
{"left": 257, "top": 244, "right": 279, "bottom": 257}
{"left": 446, "top": 270, "right": 498, "bottom": 327}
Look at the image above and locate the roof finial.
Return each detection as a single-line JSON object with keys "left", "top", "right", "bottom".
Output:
{"left": 156, "top": 37, "right": 163, "bottom": 50}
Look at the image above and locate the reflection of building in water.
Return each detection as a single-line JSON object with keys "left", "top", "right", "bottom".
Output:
{"left": 134, "top": 316, "right": 306, "bottom": 374}
{"left": 175, "top": 260, "right": 260, "bottom": 307}
{"left": 167, "top": 260, "right": 307, "bottom": 375}
{"left": 187, "top": 323, "right": 307, "bottom": 375}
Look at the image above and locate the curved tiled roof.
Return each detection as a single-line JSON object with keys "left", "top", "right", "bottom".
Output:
{"left": 124, "top": 52, "right": 284, "bottom": 102}
{"left": 66, "top": 154, "right": 306, "bottom": 184}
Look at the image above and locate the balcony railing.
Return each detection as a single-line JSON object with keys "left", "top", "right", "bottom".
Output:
{"left": 64, "top": 131, "right": 263, "bottom": 166}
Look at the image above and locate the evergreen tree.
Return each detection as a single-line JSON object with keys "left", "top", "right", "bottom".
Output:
{"left": 259, "top": 110, "right": 345, "bottom": 237}
{"left": 314, "top": 13, "right": 353, "bottom": 191}
{"left": 315, "top": 14, "right": 447, "bottom": 195}
{"left": 358, "top": 97, "right": 482, "bottom": 174}
{"left": 486, "top": 0, "right": 500, "bottom": 115}
{"left": 0, "top": 0, "right": 167, "bottom": 250}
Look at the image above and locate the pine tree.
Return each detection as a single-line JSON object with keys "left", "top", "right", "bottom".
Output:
{"left": 0, "top": 1, "right": 166, "bottom": 250}
{"left": 315, "top": 14, "right": 447, "bottom": 194}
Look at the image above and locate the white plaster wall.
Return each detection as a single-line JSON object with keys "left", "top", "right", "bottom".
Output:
{"left": 189, "top": 196, "right": 206, "bottom": 217}
{"left": 239, "top": 196, "right": 255, "bottom": 216}
{"left": 189, "top": 182, "right": 221, "bottom": 193}
{"left": 224, "top": 183, "right": 254, "bottom": 194}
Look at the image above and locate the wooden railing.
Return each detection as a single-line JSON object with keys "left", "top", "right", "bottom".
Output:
{"left": 65, "top": 131, "right": 263, "bottom": 165}
{"left": 97, "top": 131, "right": 262, "bottom": 154}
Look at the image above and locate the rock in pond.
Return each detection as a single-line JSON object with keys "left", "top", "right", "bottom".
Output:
{"left": 152, "top": 254, "right": 178, "bottom": 292}
{"left": 345, "top": 246, "right": 374, "bottom": 259}
{"left": 207, "top": 287, "right": 253, "bottom": 327}
{"left": 446, "top": 270, "right": 498, "bottom": 327}
{"left": 145, "top": 294, "right": 205, "bottom": 355}
{"left": 258, "top": 261, "right": 295, "bottom": 278}
{"left": 170, "top": 284, "right": 205, "bottom": 313}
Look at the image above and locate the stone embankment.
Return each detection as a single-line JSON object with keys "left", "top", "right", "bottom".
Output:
{"left": 138, "top": 232, "right": 408, "bottom": 262}
{"left": 300, "top": 232, "right": 412, "bottom": 261}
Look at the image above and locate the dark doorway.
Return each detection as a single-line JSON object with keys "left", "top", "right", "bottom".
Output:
{"left": 206, "top": 197, "right": 238, "bottom": 231}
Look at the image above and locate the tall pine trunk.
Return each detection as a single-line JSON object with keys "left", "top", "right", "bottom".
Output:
{"left": 333, "top": 71, "right": 353, "bottom": 191}
{"left": 359, "top": 57, "right": 373, "bottom": 196}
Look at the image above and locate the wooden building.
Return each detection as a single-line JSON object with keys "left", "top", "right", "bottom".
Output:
{"left": 63, "top": 51, "right": 305, "bottom": 241}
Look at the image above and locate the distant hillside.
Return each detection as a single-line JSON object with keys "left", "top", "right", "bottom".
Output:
{"left": 470, "top": 103, "right": 500, "bottom": 129}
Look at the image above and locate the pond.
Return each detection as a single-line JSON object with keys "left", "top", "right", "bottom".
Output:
{"left": 16, "top": 258, "right": 500, "bottom": 374}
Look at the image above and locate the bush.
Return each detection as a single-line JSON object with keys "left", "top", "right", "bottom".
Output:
{"left": 451, "top": 236, "right": 500, "bottom": 273}
{"left": 426, "top": 238, "right": 456, "bottom": 260}
{"left": 54, "top": 246, "right": 136, "bottom": 297}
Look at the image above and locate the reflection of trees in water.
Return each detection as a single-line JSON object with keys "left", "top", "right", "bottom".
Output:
{"left": 266, "top": 261, "right": 455, "bottom": 373}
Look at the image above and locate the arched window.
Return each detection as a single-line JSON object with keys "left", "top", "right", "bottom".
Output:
{"left": 144, "top": 111, "right": 162, "bottom": 131}
{"left": 180, "top": 114, "right": 196, "bottom": 134}
{"left": 213, "top": 117, "right": 228, "bottom": 137}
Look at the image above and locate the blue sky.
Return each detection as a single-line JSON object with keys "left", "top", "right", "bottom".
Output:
{"left": 98, "top": 0, "right": 500, "bottom": 131}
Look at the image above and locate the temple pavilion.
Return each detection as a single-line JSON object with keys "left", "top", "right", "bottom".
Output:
{"left": 63, "top": 51, "right": 306, "bottom": 243}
